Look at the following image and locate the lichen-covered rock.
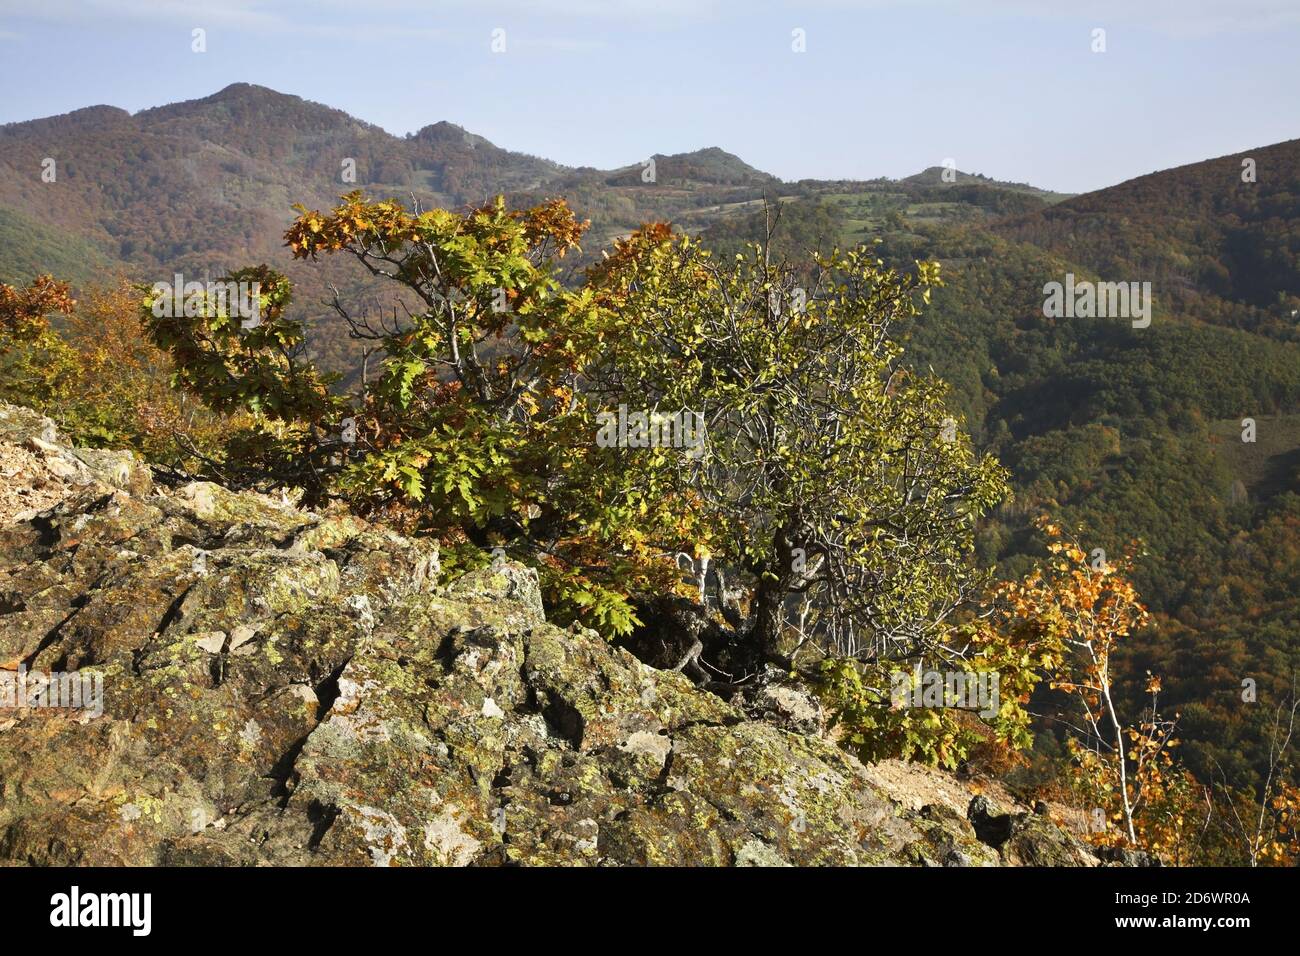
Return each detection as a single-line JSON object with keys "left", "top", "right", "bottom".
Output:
{"left": 753, "top": 681, "right": 826, "bottom": 736}
{"left": 0, "top": 404, "right": 152, "bottom": 529}
{"left": 0, "top": 404, "right": 1097, "bottom": 866}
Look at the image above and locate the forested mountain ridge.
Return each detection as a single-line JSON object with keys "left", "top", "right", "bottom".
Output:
{"left": 0, "top": 83, "right": 783, "bottom": 280}
{"left": 0, "top": 83, "right": 561, "bottom": 276}
{"left": 0, "top": 84, "right": 795, "bottom": 372}
{"left": 989, "top": 137, "right": 1300, "bottom": 336}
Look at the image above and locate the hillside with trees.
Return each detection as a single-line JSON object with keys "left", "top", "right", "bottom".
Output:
{"left": 3, "top": 86, "right": 1300, "bottom": 866}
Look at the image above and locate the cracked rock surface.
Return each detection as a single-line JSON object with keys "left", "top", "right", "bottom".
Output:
{"left": 0, "top": 403, "right": 1098, "bottom": 866}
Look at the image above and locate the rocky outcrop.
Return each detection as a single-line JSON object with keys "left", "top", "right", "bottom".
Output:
{"left": 0, "top": 404, "right": 1101, "bottom": 866}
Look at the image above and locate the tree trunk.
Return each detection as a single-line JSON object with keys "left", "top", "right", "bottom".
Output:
{"left": 750, "top": 525, "right": 797, "bottom": 670}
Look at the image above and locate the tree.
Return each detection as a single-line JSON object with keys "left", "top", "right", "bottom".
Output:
{"left": 142, "top": 193, "right": 1014, "bottom": 763}
{"left": 0, "top": 274, "right": 79, "bottom": 413}
{"left": 999, "top": 519, "right": 1174, "bottom": 846}
{"left": 585, "top": 223, "right": 1008, "bottom": 677}
{"left": 145, "top": 194, "right": 694, "bottom": 635}
{"left": 59, "top": 281, "right": 241, "bottom": 459}
{"left": 141, "top": 264, "right": 348, "bottom": 497}
{"left": 1, "top": 274, "right": 243, "bottom": 465}
{"left": 1210, "top": 682, "right": 1300, "bottom": 866}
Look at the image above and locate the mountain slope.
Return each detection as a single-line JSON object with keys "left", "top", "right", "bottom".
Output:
{"left": 0, "top": 83, "right": 1062, "bottom": 376}
{"left": 0, "top": 83, "right": 567, "bottom": 270}
{"left": 875, "top": 145, "right": 1300, "bottom": 787}
{"left": 990, "top": 138, "right": 1300, "bottom": 337}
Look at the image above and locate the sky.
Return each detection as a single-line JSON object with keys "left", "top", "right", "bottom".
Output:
{"left": 1, "top": 0, "right": 1298, "bottom": 194}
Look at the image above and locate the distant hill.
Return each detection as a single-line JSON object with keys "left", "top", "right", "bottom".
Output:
{"left": 0, "top": 83, "right": 1064, "bottom": 373}
{"left": 990, "top": 138, "right": 1300, "bottom": 337}
{"left": 904, "top": 165, "right": 1073, "bottom": 200}
{"left": 0, "top": 83, "right": 565, "bottom": 273}
{"left": 598, "top": 146, "right": 778, "bottom": 188}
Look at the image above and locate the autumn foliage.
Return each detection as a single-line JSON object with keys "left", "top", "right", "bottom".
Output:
{"left": 0, "top": 275, "right": 238, "bottom": 459}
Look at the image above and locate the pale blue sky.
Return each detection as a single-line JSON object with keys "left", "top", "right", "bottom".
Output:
{"left": 1, "top": 0, "right": 1298, "bottom": 194}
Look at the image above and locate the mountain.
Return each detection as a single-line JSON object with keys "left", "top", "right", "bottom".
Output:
{"left": 990, "top": 138, "right": 1300, "bottom": 337}
{"left": 0, "top": 83, "right": 563, "bottom": 276}
{"left": 569, "top": 132, "right": 1299, "bottom": 788}
{"left": 598, "top": 146, "right": 778, "bottom": 188}
{"left": 905, "top": 165, "right": 1072, "bottom": 199}
{"left": 880, "top": 138, "right": 1300, "bottom": 787}
{"left": 0, "top": 83, "right": 1062, "bottom": 373}
{"left": 0, "top": 84, "right": 788, "bottom": 281}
